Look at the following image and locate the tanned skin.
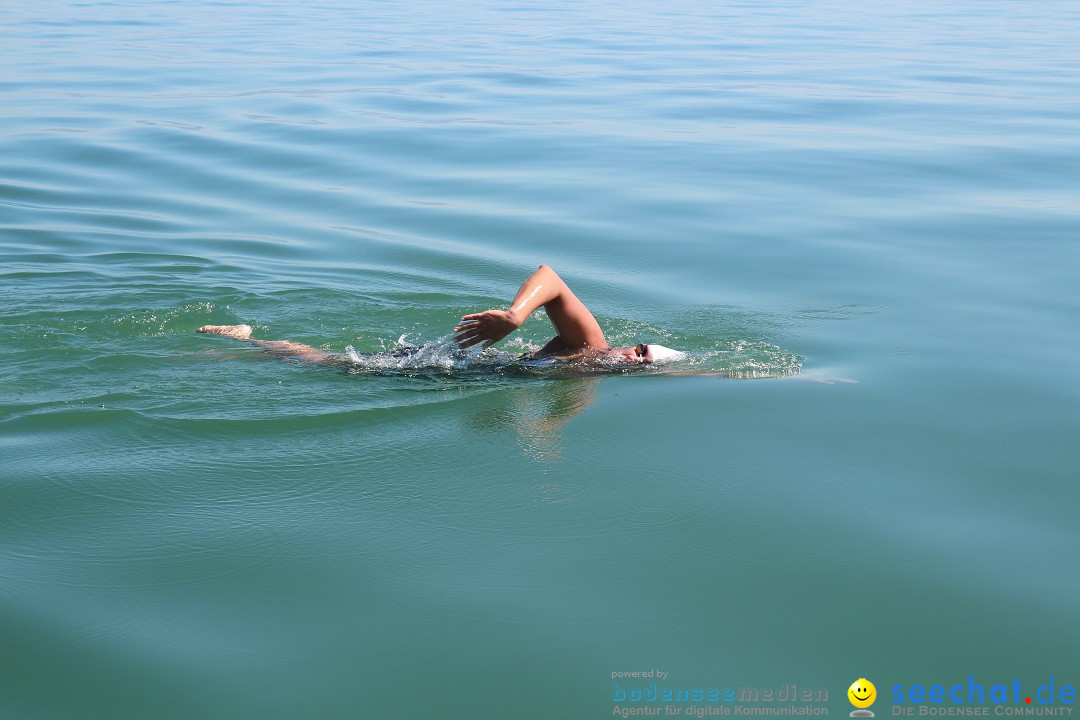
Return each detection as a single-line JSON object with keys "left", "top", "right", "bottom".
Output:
{"left": 454, "top": 264, "right": 649, "bottom": 362}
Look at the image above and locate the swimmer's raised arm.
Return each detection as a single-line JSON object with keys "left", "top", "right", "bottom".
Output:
{"left": 453, "top": 264, "right": 609, "bottom": 352}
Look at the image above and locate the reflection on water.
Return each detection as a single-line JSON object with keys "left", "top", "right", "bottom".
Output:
{"left": 489, "top": 379, "right": 600, "bottom": 463}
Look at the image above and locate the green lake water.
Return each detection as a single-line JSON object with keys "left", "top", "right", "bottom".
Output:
{"left": 2, "top": 1, "right": 1078, "bottom": 718}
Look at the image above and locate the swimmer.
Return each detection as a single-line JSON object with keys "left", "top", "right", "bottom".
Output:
{"left": 197, "top": 264, "right": 685, "bottom": 364}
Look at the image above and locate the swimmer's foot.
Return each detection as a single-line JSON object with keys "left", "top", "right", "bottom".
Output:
{"left": 197, "top": 324, "right": 253, "bottom": 340}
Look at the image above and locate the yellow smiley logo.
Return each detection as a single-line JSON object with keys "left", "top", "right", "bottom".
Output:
{"left": 848, "top": 678, "right": 877, "bottom": 709}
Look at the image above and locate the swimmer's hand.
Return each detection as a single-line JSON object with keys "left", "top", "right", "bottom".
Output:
{"left": 454, "top": 309, "right": 521, "bottom": 349}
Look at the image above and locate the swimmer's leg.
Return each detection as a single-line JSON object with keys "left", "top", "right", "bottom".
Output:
{"left": 197, "top": 324, "right": 335, "bottom": 364}
{"left": 197, "top": 324, "right": 254, "bottom": 340}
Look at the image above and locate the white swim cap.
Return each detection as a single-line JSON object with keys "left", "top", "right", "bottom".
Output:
{"left": 647, "top": 344, "right": 686, "bottom": 363}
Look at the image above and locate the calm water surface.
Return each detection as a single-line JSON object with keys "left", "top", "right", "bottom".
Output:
{"left": 2, "top": 1, "right": 1079, "bottom": 718}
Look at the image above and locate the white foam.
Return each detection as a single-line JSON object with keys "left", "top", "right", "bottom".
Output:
{"left": 344, "top": 334, "right": 494, "bottom": 374}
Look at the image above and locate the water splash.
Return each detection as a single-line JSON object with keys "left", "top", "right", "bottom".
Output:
{"left": 343, "top": 334, "right": 495, "bottom": 376}
{"left": 339, "top": 333, "right": 801, "bottom": 379}
{"left": 680, "top": 339, "right": 803, "bottom": 379}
